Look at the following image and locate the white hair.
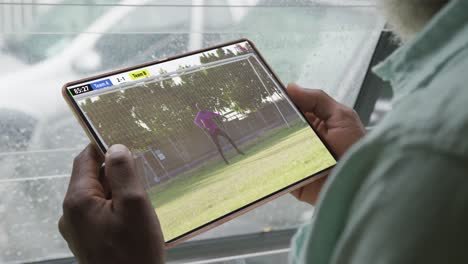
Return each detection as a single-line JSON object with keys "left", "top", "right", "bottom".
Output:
{"left": 378, "top": 0, "right": 450, "bottom": 43}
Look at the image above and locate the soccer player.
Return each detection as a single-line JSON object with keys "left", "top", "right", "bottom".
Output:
{"left": 193, "top": 103, "right": 244, "bottom": 164}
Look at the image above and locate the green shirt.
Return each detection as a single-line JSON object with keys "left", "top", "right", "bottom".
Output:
{"left": 291, "top": 1, "right": 468, "bottom": 263}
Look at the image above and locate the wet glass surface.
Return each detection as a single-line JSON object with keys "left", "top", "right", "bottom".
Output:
{"left": 0, "top": 0, "right": 382, "bottom": 262}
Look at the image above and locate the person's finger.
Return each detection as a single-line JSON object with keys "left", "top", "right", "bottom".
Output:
{"left": 287, "top": 83, "right": 339, "bottom": 121}
{"left": 305, "top": 112, "right": 327, "bottom": 137}
{"left": 290, "top": 188, "right": 303, "bottom": 200}
{"left": 306, "top": 112, "right": 318, "bottom": 124}
{"left": 290, "top": 177, "right": 328, "bottom": 205}
{"left": 58, "top": 216, "right": 70, "bottom": 241}
{"left": 313, "top": 117, "right": 321, "bottom": 128}
{"left": 58, "top": 216, "right": 79, "bottom": 256}
{"left": 98, "top": 165, "right": 112, "bottom": 199}
{"left": 135, "top": 154, "right": 148, "bottom": 190}
{"left": 316, "top": 121, "right": 327, "bottom": 135}
{"left": 67, "top": 144, "right": 105, "bottom": 196}
{"left": 105, "top": 144, "right": 146, "bottom": 205}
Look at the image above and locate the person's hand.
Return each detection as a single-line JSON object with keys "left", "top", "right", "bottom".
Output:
{"left": 58, "top": 144, "right": 165, "bottom": 264}
{"left": 287, "top": 83, "right": 366, "bottom": 205}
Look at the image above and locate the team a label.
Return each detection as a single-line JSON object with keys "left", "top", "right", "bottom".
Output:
{"left": 129, "top": 69, "right": 150, "bottom": 80}
{"left": 90, "top": 79, "right": 113, "bottom": 90}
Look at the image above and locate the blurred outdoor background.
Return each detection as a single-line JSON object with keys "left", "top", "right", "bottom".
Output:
{"left": 0, "top": 0, "right": 390, "bottom": 263}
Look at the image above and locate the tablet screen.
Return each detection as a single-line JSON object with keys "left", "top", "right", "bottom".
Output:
{"left": 66, "top": 40, "right": 336, "bottom": 243}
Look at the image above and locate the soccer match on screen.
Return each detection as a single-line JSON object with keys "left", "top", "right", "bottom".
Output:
{"left": 74, "top": 41, "right": 336, "bottom": 241}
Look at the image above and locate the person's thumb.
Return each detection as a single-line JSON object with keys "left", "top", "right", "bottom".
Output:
{"left": 105, "top": 144, "right": 145, "bottom": 204}
{"left": 287, "top": 83, "right": 338, "bottom": 121}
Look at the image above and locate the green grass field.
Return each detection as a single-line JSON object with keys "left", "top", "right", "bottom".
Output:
{"left": 148, "top": 123, "right": 336, "bottom": 241}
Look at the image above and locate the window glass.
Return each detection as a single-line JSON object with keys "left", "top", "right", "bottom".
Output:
{"left": 0, "top": 0, "right": 383, "bottom": 262}
{"left": 4, "top": 0, "right": 111, "bottom": 64}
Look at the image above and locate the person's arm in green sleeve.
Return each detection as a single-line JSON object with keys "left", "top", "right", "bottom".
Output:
{"left": 332, "top": 146, "right": 468, "bottom": 264}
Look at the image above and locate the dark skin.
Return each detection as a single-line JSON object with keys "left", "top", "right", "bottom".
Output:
{"left": 58, "top": 144, "right": 165, "bottom": 264}
{"left": 58, "top": 84, "right": 365, "bottom": 262}
{"left": 287, "top": 84, "right": 366, "bottom": 204}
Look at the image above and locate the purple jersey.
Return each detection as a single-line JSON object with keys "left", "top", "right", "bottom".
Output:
{"left": 194, "top": 111, "right": 221, "bottom": 134}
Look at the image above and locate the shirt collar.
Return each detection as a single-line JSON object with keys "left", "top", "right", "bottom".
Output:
{"left": 373, "top": 0, "right": 468, "bottom": 103}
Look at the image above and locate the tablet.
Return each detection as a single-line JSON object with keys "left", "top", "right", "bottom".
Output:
{"left": 62, "top": 39, "right": 337, "bottom": 246}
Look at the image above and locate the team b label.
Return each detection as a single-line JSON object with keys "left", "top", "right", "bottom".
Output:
{"left": 90, "top": 79, "right": 113, "bottom": 90}
{"left": 129, "top": 69, "right": 150, "bottom": 80}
